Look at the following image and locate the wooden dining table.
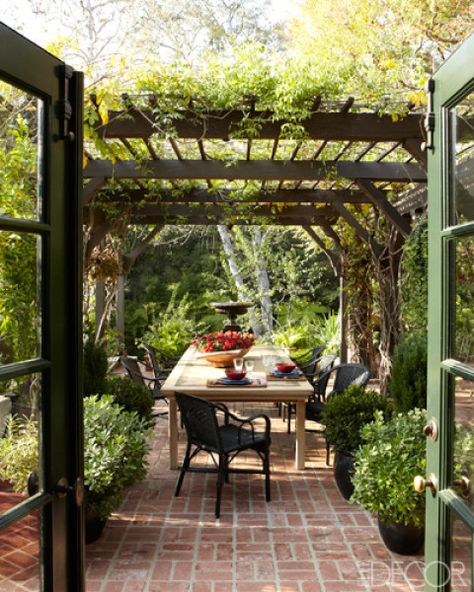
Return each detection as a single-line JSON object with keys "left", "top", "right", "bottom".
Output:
{"left": 161, "top": 344, "right": 314, "bottom": 470}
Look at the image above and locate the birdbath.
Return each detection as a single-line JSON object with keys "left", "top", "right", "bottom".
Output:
{"left": 210, "top": 301, "right": 253, "bottom": 332}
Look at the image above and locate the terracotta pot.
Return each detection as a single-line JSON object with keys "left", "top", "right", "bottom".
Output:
{"left": 377, "top": 517, "right": 424, "bottom": 555}
{"left": 333, "top": 450, "right": 355, "bottom": 500}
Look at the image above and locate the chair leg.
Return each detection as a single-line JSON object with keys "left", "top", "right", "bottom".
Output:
{"left": 215, "top": 454, "right": 226, "bottom": 519}
{"left": 263, "top": 445, "right": 271, "bottom": 502}
{"left": 287, "top": 403, "right": 292, "bottom": 434}
{"left": 175, "top": 442, "right": 191, "bottom": 497}
{"left": 326, "top": 441, "right": 331, "bottom": 466}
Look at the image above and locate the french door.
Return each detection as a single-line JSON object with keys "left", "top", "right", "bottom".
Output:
{"left": 0, "top": 23, "right": 84, "bottom": 590}
{"left": 425, "top": 32, "right": 474, "bottom": 591}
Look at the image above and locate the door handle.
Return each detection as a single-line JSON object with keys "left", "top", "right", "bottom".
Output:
{"left": 414, "top": 473, "right": 438, "bottom": 494}
{"left": 55, "top": 477, "right": 85, "bottom": 507}
{"left": 453, "top": 476, "right": 471, "bottom": 498}
{"left": 423, "top": 419, "right": 438, "bottom": 441}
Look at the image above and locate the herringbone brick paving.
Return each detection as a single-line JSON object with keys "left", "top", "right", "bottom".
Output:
{"left": 85, "top": 403, "right": 426, "bottom": 592}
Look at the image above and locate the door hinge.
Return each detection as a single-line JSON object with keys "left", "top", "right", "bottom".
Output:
{"left": 421, "top": 78, "right": 435, "bottom": 151}
{"left": 57, "top": 65, "right": 75, "bottom": 141}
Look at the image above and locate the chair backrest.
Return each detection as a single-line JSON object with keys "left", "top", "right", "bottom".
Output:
{"left": 143, "top": 342, "right": 162, "bottom": 377}
{"left": 299, "top": 347, "right": 325, "bottom": 379}
{"left": 316, "top": 354, "right": 337, "bottom": 377}
{"left": 120, "top": 355, "right": 145, "bottom": 386}
{"left": 332, "top": 363, "right": 371, "bottom": 393}
{"left": 175, "top": 393, "right": 222, "bottom": 451}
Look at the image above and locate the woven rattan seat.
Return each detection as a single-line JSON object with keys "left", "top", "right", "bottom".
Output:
{"left": 175, "top": 392, "right": 271, "bottom": 518}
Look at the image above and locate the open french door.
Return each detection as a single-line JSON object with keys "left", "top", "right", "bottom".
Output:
{"left": 0, "top": 23, "right": 84, "bottom": 590}
{"left": 425, "top": 32, "right": 474, "bottom": 591}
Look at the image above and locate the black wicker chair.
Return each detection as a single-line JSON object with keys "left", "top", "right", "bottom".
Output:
{"left": 306, "top": 363, "right": 371, "bottom": 464}
{"left": 283, "top": 353, "right": 337, "bottom": 433}
{"left": 290, "top": 345, "right": 325, "bottom": 367}
{"left": 119, "top": 355, "right": 168, "bottom": 417}
{"left": 175, "top": 393, "right": 271, "bottom": 518}
{"left": 142, "top": 342, "right": 173, "bottom": 379}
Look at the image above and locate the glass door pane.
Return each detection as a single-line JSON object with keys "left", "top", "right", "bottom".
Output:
{"left": 0, "top": 81, "right": 43, "bottom": 221}
{"left": 450, "top": 92, "right": 474, "bottom": 226}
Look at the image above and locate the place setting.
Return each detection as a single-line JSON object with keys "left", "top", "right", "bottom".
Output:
{"left": 206, "top": 358, "right": 267, "bottom": 387}
{"left": 267, "top": 360, "right": 305, "bottom": 381}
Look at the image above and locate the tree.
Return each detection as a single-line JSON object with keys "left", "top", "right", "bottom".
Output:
{"left": 288, "top": 0, "right": 474, "bottom": 108}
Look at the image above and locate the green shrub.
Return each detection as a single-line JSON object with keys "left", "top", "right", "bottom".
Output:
{"left": 0, "top": 415, "right": 38, "bottom": 492}
{"left": 0, "top": 397, "right": 151, "bottom": 520}
{"left": 83, "top": 337, "right": 108, "bottom": 396}
{"left": 321, "top": 385, "right": 393, "bottom": 452}
{"left": 84, "top": 395, "right": 151, "bottom": 519}
{"left": 351, "top": 408, "right": 426, "bottom": 527}
{"left": 400, "top": 216, "right": 428, "bottom": 334}
{"left": 140, "top": 290, "right": 197, "bottom": 361}
{"left": 104, "top": 376, "right": 154, "bottom": 424}
{"left": 389, "top": 334, "right": 427, "bottom": 412}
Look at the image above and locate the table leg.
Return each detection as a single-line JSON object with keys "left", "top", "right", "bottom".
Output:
{"left": 169, "top": 395, "right": 179, "bottom": 469}
{"left": 295, "top": 400, "right": 305, "bottom": 470}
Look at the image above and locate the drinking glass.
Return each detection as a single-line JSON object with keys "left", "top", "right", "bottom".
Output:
{"left": 244, "top": 360, "right": 254, "bottom": 376}
{"left": 233, "top": 357, "right": 244, "bottom": 371}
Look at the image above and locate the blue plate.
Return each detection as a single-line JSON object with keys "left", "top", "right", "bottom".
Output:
{"left": 217, "top": 377, "right": 252, "bottom": 385}
{"left": 270, "top": 369, "right": 303, "bottom": 379}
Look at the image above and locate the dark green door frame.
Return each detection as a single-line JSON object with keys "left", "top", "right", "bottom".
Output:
{"left": 0, "top": 23, "right": 84, "bottom": 591}
{"left": 426, "top": 32, "right": 474, "bottom": 591}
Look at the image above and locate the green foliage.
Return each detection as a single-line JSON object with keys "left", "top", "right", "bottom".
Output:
{"left": 83, "top": 337, "right": 108, "bottom": 396}
{"left": 0, "top": 397, "right": 151, "bottom": 519}
{"left": 139, "top": 287, "right": 201, "bottom": 360}
{"left": 351, "top": 408, "right": 427, "bottom": 527}
{"left": 389, "top": 334, "right": 427, "bottom": 412}
{"left": 0, "top": 415, "right": 38, "bottom": 493}
{"left": 400, "top": 216, "right": 428, "bottom": 333}
{"left": 0, "top": 108, "right": 38, "bottom": 364}
{"left": 454, "top": 421, "right": 474, "bottom": 485}
{"left": 272, "top": 310, "right": 340, "bottom": 354}
{"left": 84, "top": 395, "right": 151, "bottom": 519}
{"left": 104, "top": 376, "right": 154, "bottom": 424}
{"left": 322, "top": 386, "right": 393, "bottom": 452}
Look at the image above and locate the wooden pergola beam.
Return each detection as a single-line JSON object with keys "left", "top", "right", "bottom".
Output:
{"left": 88, "top": 187, "right": 372, "bottom": 205}
{"left": 129, "top": 203, "right": 337, "bottom": 221}
{"left": 128, "top": 214, "right": 336, "bottom": 226}
{"left": 96, "top": 110, "right": 424, "bottom": 142}
{"left": 332, "top": 201, "right": 383, "bottom": 258}
{"left": 356, "top": 179, "right": 412, "bottom": 237}
{"left": 84, "top": 159, "right": 427, "bottom": 182}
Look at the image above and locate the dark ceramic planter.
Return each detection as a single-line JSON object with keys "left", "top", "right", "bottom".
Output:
{"left": 333, "top": 450, "right": 355, "bottom": 500}
{"left": 85, "top": 512, "right": 107, "bottom": 544}
{"left": 377, "top": 517, "right": 424, "bottom": 555}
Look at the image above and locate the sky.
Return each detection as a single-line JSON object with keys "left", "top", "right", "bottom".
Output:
{"left": 1, "top": 0, "right": 297, "bottom": 49}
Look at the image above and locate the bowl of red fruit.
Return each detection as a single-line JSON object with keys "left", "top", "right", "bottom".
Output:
{"left": 275, "top": 362, "right": 296, "bottom": 374}
{"left": 225, "top": 369, "right": 247, "bottom": 380}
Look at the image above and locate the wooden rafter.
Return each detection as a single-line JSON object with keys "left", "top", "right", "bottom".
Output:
{"left": 96, "top": 109, "right": 424, "bottom": 142}
{"left": 84, "top": 159, "right": 427, "bottom": 182}
{"left": 87, "top": 187, "right": 372, "bottom": 205}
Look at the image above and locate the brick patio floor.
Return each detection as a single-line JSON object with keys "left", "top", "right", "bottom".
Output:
{"left": 86, "top": 403, "right": 425, "bottom": 592}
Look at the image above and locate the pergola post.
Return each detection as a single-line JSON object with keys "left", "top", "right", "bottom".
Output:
{"left": 95, "top": 279, "right": 105, "bottom": 337}
{"left": 116, "top": 275, "right": 125, "bottom": 348}
{"left": 339, "top": 257, "right": 348, "bottom": 363}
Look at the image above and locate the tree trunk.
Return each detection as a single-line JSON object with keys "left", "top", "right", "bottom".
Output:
{"left": 216, "top": 225, "right": 261, "bottom": 335}
{"left": 251, "top": 227, "right": 273, "bottom": 335}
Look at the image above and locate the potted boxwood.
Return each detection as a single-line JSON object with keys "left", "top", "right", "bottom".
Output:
{"left": 0, "top": 395, "right": 151, "bottom": 544}
{"left": 83, "top": 395, "right": 151, "bottom": 542}
{"left": 321, "top": 385, "right": 392, "bottom": 499}
{"left": 351, "top": 408, "right": 426, "bottom": 555}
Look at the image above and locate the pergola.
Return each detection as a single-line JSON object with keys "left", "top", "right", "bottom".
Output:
{"left": 83, "top": 94, "right": 428, "bottom": 364}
